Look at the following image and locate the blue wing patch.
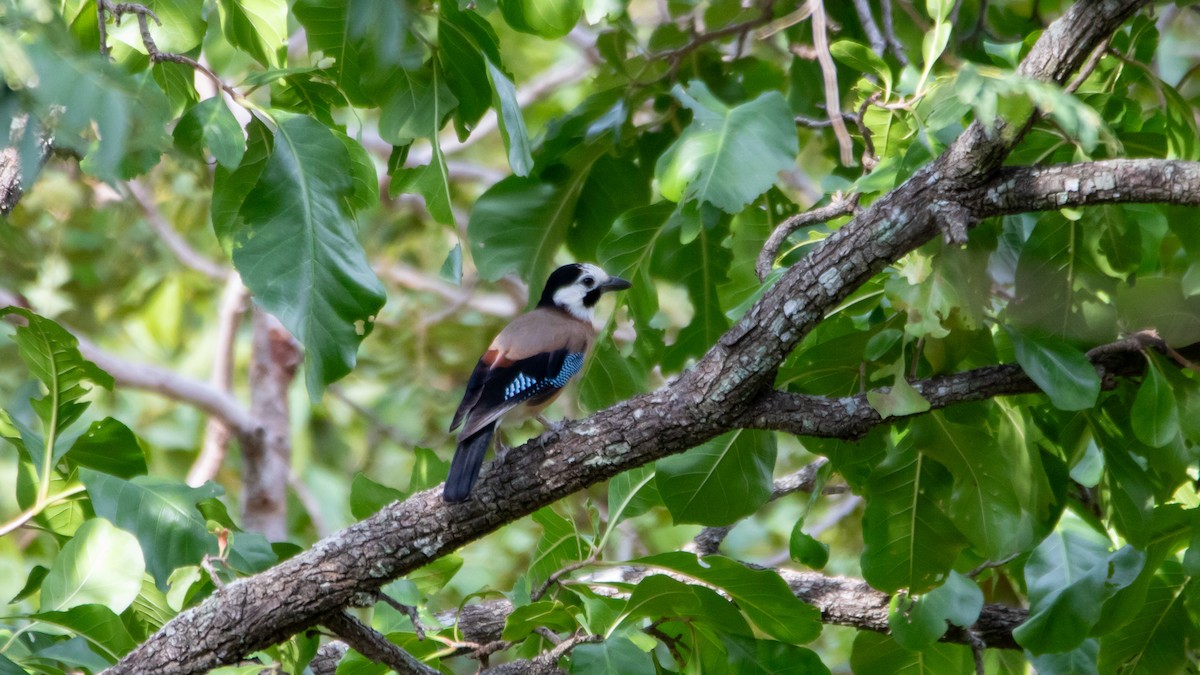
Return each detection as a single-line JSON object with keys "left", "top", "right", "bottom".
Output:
{"left": 503, "top": 352, "right": 585, "bottom": 402}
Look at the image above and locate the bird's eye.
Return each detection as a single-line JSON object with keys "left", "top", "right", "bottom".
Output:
{"left": 581, "top": 276, "right": 595, "bottom": 288}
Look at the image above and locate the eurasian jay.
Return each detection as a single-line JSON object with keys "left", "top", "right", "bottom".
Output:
{"left": 443, "top": 263, "right": 631, "bottom": 502}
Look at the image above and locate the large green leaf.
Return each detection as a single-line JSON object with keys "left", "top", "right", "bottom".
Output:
{"left": 80, "top": 469, "right": 223, "bottom": 587}
{"left": 469, "top": 144, "right": 605, "bottom": 286}
{"left": 655, "top": 429, "right": 775, "bottom": 527}
{"left": 40, "top": 518, "right": 145, "bottom": 613}
{"left": 1116, "top": 276, "right": 1200, "bottom": 346}
{"left": 64, "top": 417, "right": 147, "bottom": 479}
{"left": 1097, "top": 565, "right": 1193, "bottom": 674}
{"left": 528, "top": 508, "right": 590, "bottom": 587}
{"left": 439, "top": 3, "right": 501, "bottom": 135}
{"left": 1130, "top": 356, "right": 1180, "bottom": 448}
{"left": 486, "top": 60, "right": 533, "bottom": 177}
{"left": 888, "top": 571, "right": 983, "bottom": 650}
{"left": 850, "top": 632, "right": 973, "bottom": 675}
{"left": 656, "top": 217, "right": 732, "bottom": 370}
{"left": 500, "top": 0, "right": 583, "bottom": 39}
{"left": 31, "top": 605, "right": 138, "bottom": 663}
{"left": 578, "top": 338, "right": 645, "bottom": 412}
{"left": 605, "top": 465, "right": 659, "bottom": 527}
{"left": 634, "top": 552, "right": 822, "bottom": 644}
{"left": 212, "top": 116, "right": 273, "bottom": 250}
{"left": 911, "top": 410, "right": 1037, "bottom": 559}
{"left": 1013, "top": 514, "right": 1144, "bottom": 654}
{"left": 861, "top": 439, "right": 967, "bottom": 594}
{"left": 230, "top": 113, "right": 387, "bottom": 396}
{"left": 216, "top": 0, "right": 287, "bottom": 67}
{"left": 0, "top": 307, "right": 113, "bottom": 477}
{"left": 173, "top": 97, "right": 246, "bottom": 169}
{"left": 378, "top": 68, "right": 458, "bottom": 145}
{"left": 655, "top": 82, "right": 798, "bottom": 213}
{"left": 597, "top": 202, "right": 672, "bottom": 348}
{"left": 21, "top": 39, "right": 171, "bottom": 181}
{"left": 569, "top": 636, "right": 653, "bottom": 675}
{"left": 294, "top": 0, "right": 426, "bottom": 106}
{"left": 1008, "top": 328, "right": 1101, "bottom": 412}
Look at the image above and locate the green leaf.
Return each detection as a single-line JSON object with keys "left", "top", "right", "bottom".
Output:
{"left": 408, "top": 446, "right": 450, "bottom": 493}
{"left": 1097, "top": 565, "right": 1192, "bottom": 674}
{"left": 230, "top": 113, "right": 387, "bottom": 396}
{"left": 217, "top": 0, "right": 287, "bottom": 67}
{"left": 378, "top": 69, "right": 459, "bottom": 145}
{"left": 406, "top": 555, "right": 462, "bottom": 596}
{"left": 469, "top": 146, "right": 605, "bottom": 286}
{"left": 500, "top": 0, "right": 583, "bottom": 39}
{"left": 40, "top": 518, "right": 144, "bottom": 613}
{"left": 606, "top": 465, "right": 660, "bottom": 526}
{"left": 861, "top": 439, "right": 967, "bottom": 594}
{"left": 634, "top": 552, "right": 822, "bottom": 644}
{"left": 529, "top": 508, "right": 590, "bottom": 586}
{"left": 80, "top": 469, "right": 224, "bottom": 587}
{"left": 502, "top": 600, "right": 578, "bottom": 641}
{"left": 172, "top": 97, "right": 247, "bottom": 169}
{"left": 569, "top": 636, "right": 653, "bottom": 675}
{"left": 616, "top": 574, "right": 751, "bottom": 636}
{"left": 656, "top": 220, "right": 733, "bottom": 370}
{"left": 0, "top": 307, "right": 113, "bottom": 476}
{"left": 1007, "top": 328, "right": 1101, "bottom": 411}
{"left": 335, "top": 130, "right": 379, "bottom": 214}
{"left": 349, "top": 473, "right": 405, "bottom": 520}
{"left": 850, "top": 632, "right": 973, "bottom": 675}
{"left": 830, "top": 39, "right": 892, "bottom": 95}
{"left": 888, "top": 572, "right": 983, "bottom": 650}
{"left": 31, "top": 604, "right": 137, "bottom": 662}
{"left": 656, "top": 82, "right": 798, "bottom": 213}
{"left": 911, "top": 411, "right": 1037, "bottom": 559}
{"left": 294, "top": 0, "right": 427, "bottom": 106}
{"left": 439, "top": 3, "right": 501, "bottom": 135}
{"left": 1013, "top": 514, "right": 1144, "bottom": 654}
{"left": 789, "top": 524, "right": 829, "bottom": 570}
{"left": 22, "top": 41, "right": 171, "bottom": 181}
{"left": 486, "top": 60, "right": 533, "bottom": 177}
{"left": 866, "top": 360, "right": 932, "bottom": 419}
{"left": 1130, "top": 356, "right": 1179, "bottom": 447}
{"left": 106, "top": 0, "right": 205, "bottom": 53}
{"left": 720, "top": 634, "right": 830, "bottom": 675}
{"left": 64, "top": 417, "right": 147, "bottom": 478}
{"left": 578, "top": 338, "right": 645, "bottom": 412}
{"left": 212, "top": 116, "right": 273, "bottom": 251}
{"left": 655, "top": 429, "right": 775, "bottom": 527}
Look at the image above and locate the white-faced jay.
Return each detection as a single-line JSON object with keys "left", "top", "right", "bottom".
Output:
{"left": 443, "top": 263, "right": 631, "bottom": 502}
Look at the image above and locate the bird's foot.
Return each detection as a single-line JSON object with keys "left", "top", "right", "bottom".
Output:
{"left": 493, "top": 435, "right": 511, "bottom": 463}
{"left": 535, "top": 413, "right": 568, "bottom": 434}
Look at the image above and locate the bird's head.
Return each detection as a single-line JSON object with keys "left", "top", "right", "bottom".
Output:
{"left": 537, "top": 263, "right": 632, "bottom": 321}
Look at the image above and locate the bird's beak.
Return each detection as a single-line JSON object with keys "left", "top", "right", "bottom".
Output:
{"left": 600, "top": 276, "right": 632, "bottom": 292}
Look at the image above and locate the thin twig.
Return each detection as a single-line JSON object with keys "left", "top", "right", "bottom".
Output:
{"left": 379, "top": 593, "right": 428, "bottom": 640}
{"left": 128, "top": 180, "right": 229, "bottom": 282}
{"left": 323, "top": 611, "right": 440, "bottom": 675}
{"left": 756, "top": 193, "right": 859, "bottom": 280}
{"left": 852, "top": 0, "right": 887, "bottom": 55}
{"left": 810, "top": 0, "right": 855, "bottom": 166}
{"left": 188, "top": 273, "right": 249, "bottom": 486}
{"left": 1066, "top": 37, "right": 1111, "bottom": 93}
{"left": 855, "top": 93, "right": 880, "bottom": 172}
{"left": 530, "top": 556, "right": 598, "bottom": 602}
{"left": 880, "top": 0, "right": 910, "bottom": 65}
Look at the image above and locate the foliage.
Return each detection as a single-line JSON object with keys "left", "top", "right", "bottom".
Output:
{"left": 0, "top": 0, "right": 1199, "bottom": 672}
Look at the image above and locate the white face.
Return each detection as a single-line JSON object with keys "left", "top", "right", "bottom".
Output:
{"left": 552, "top": 263, "right": 610, "bottom": 321}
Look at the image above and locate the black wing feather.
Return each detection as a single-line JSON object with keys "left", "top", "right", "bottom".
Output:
{"left": 457, "top": 348, "right": 585, "bottom": 438}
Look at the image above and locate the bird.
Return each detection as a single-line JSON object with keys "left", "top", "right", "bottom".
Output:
{"left": 443, "top": 263, "right": 631, "bottom": 503}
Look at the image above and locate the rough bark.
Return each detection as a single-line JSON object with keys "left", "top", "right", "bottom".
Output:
{"left": 99, "top": 1, "right": 1173, "bottom": 672}
{"left": 242, "top": 309, "right": 302, "bottom": 539}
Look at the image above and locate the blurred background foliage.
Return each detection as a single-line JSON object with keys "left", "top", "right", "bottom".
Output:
{"left": 1, "top": 0, "right": 1200, "bottom": 671}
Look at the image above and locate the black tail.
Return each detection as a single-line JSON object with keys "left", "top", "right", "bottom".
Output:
{"left": 443, "top": 424, "right": 495, "bottom": 502}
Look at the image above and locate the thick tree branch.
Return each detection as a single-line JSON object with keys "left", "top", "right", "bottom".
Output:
{"left": 104, "top": 2, "right": 1158, "bottom": 672}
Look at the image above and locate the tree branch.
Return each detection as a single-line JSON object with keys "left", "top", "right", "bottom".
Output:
{"left": 322, "top": 612, "right": 439, "bottom": 675}
{"left": 103, "top": 2, "right": 1159, "bottom": 672}
{"left": 127, "top": 180, "right": 230, "bottom": 282}
{"left": 738, "top": 331, "right": 1163, "bottom": 438}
